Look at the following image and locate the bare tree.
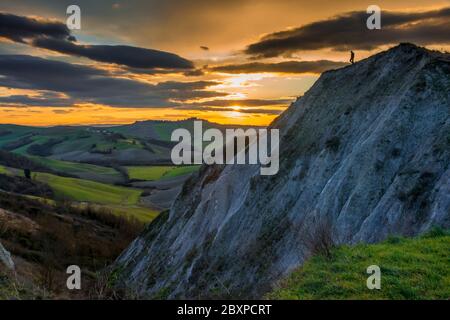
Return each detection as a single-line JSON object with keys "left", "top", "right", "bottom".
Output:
{"left": 302, "top": 214, "right": 335, "bottom": 259}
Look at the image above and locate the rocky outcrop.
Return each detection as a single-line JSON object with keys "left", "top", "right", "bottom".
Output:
{"left": 114, "top": 44, "right": 450, "bottom": 299}
{"left": 0, "top": 242, "right": 14, "bottom": 271}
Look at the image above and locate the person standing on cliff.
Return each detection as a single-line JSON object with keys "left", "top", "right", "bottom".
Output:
{"left": 350, "top": 51, "right": 355, "bottom": 64}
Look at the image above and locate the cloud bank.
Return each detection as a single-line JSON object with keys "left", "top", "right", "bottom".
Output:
{"left": 0, "top": 55, "right": 223, "bottom": 108}
{"left": 211, "top": 60, "right": 348, "bottom": 74}
{"left": 0, "top": 12, "right": 194, "bottom": 70}
{"left": 245, "top": 7, "right": 450, "bottom": 57}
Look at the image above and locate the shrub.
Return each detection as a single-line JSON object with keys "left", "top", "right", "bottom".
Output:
{"left": 303, "top": 216, "right": 335, "bottom": 259}
{"left": 24, "top": 168, "right": 31, "bottom": 179}
{"left": 325, "top": 137, "right": 341, "bottom": 152}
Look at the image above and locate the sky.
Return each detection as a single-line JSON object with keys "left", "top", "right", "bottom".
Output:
{"left": 0, "top": 0, "right": 449, "bottom": 126}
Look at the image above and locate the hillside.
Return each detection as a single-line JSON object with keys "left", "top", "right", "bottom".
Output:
{"left": 0, "top": 192, "right": 144, "bottom": 299}
{"left": 112, "top": 44, "right": 450, "bottom": 299}
{"left": 0, "top": 119, "right": 218, "bottom": 218}
{"left": 267, "top": 229, "right": 450, "bottom": 300}
{"left": 0, "top": 119, "right": 257, "bottom": 166}
{"left": 0, "top": 119, "right": 251, "bottom": 213}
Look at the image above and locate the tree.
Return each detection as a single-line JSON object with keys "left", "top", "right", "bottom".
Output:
{"left": 24, "top": 168, "right": 31, "bottom": 179}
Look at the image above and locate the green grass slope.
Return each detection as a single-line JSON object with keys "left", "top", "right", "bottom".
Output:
{"left": 126, "top": 165, "right": 199, "bottom": 181}
{"left": 1, "top": 162, "right": 157, "bottom": 222}
{"left": 267, "top": 230, "right": 450, "bottom": 300}
{"left": 32, "top": 172, "right": 158, "bottom": 222}
{"left": 0, "top": 165, "right": 7, "bottom": 175}
{"left": 31, "top": 157, "right": 121, "bottom": 182}
{"left": 33, "top": 172, "right": 141, "bottom": 205}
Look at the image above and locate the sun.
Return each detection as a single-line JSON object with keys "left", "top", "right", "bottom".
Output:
{"left": 227, "top": 110, "right": 242, "bottom": 118}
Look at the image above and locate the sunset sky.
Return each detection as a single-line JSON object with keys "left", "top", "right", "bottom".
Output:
{"left": 0, "top": 0, "right": 449, "bottom": 126}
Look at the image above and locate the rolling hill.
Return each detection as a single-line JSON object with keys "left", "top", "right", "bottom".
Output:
{"left": 0, "top": 118, "right": 258, "bottom": 166}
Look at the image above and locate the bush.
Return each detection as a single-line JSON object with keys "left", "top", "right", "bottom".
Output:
{"left": 303, "top": 216, "right": 335, "bottom": 259}
{"left": 422, "top": 226, "right": 449, "bottom": 238}
{"left": 0, "top": 174, "right": 53, "bottom": 198}
{"left": 325, "top": 136, "right": 341, "bottom": 152}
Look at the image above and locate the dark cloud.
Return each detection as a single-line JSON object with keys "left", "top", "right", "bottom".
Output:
{"left": 0, "top": 12, "right": 194, "bottom": 70}
{"left": 0, "top": 93, "right": 72, "bottom": 107}
{"left": 0, "top": 12, "right": 72, "bottom": 43}
{"left": 176, "top": 98, "right": 290, "bottom": 115}
{"left": 155, "top": 80, "right": 220, "bottom": 91}
{"left": 245, "top": 7, "right": 450, "bottom": 57}
{"left": 189, "top": 98, "right": 291, "bottom": 107}
{"left": 200, "top": 46, "right": 209, "bottom": 51}
{"left": 235, "top": 108, "right": 282, "bottom": 115}
{"left": 210, "top": 60, "right": 348, "bottom": 74}
{"left": 33, "top": 38, "right": 194, "bottom": 69}
{"left": 52, "top": 109, "right": 73, "bottom": 114}
{"left": 0, "top": 55, "right": 225, "bottom": 107}
{"left": 182, "top": 106, "right": 283, "bottom": 115}
{"left": 183, "top": 69, "right": 205, "bottom": 77}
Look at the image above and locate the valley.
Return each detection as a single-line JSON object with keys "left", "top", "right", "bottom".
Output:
{"left": 0, "top": 119, "right": 218, "bottom": 222}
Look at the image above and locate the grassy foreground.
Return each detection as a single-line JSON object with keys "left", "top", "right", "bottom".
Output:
{"left": 267, "top": 229, "right": 450, "bottom": 300}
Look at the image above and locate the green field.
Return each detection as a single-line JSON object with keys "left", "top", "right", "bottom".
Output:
{"left": 32, "top": 172, "right": 160, "bottom": 222}
{"left": 79, "top": 203, "right": 159, "bottom": 222}
{"left": 267, "top": 229, "right": 450, "bottom": 300}
{"left": 126, "top": 165, "right": 200, "bottom": 181}
{"left": 1, "top": 161, "right": 158, "bottom": 222}
{"left": 34, "top": 172, "right": 141, "bottom": 205}
{"left": 32, "top": 157, "right": 121, "bottom": 180}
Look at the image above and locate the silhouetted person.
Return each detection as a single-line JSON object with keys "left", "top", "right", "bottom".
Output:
{"left": 350, "top": 51, "right": 355, "bottom": 64}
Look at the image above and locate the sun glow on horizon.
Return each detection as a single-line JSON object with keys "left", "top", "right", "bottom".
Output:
{"left": 0, "top": 105, "right": 280, "bottom": 127}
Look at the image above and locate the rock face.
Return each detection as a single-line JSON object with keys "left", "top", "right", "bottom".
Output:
{"left": 115, "top": 44, "right": 450, "bottom": 299}
{"left": 0, "top": 242, "right": 14, "bottom": 271}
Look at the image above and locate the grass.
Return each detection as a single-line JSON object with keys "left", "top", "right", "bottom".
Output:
{"left": 24, "top": 195, "right": 56, "bottom": 205}
{"left": 164, "top": 166, "right": 200, "bottom": 178}
{"left": 31, "top": 173, "right": 159, "bottom": 222}
{"left": 267, "top": 229, "right": 450, "bottom": 300}
{"left": 33, "top": 173, "right": 159, "bottom": 223}
{"left": 0, "top": 165, "right": 7, "bottom": 175}
{"left": 0, "top": 272, "right": 32, "bottom": 300}
{"left": 33, "top": 172, "right": 141, "bottom": 205}
{"left": 31, "top": 157, "right": 121, "bottom": 179}
{"left": 87, "top": 204, "right": 159, "bottom": 223}
{"left": 126, "top": 165, "right": 199, "bottom": 181}
{"left": 1, "top": 162, "right": 157, "bottom": 222}
{"left": 12, "top": 136, "right": 49, "bottom": 155}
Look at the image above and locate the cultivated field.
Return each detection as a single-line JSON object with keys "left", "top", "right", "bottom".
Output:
{"left": 126, "top": 165, "right": 200, "bottom": 181}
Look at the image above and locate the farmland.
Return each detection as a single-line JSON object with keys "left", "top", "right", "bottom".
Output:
{"left": 126, "top": 165, "right": 200, "bottom": 181}
{"left": 33, "top": 172, "right": 141, "bottom": 205}
{"left": 31, "top": 157, "right": 122, "bottom": 183}
{"left": 0, "top": 120, "right": 229, "bottom": 222}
